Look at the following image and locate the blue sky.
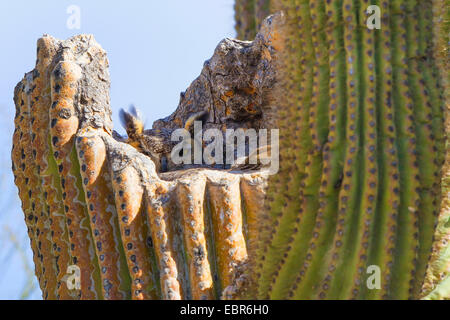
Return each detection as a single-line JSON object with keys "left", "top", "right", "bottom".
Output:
{"left": 0, "top": 0, "right": 236, "bottom": 299}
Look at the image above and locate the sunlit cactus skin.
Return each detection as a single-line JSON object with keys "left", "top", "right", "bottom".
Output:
{"left": 11, "top": 0, "right": 449, "bottom": 300}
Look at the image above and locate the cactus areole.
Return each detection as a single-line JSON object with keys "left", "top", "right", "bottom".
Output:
{"left": 11, "top": 0, "right": 449, "bottom": 300}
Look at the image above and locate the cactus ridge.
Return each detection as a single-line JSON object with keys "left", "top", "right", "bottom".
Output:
{"left": 50, "top": 60, "right": 103, "bottom": 299}
{"left": 295, "top": 0, "right": 363, "bottom": 300}
{"left": 12, "top": 81, "right": 46, "bottom": 296}
{"left": 362, "top": 0, "right": 400, "bottom": 300}
{"left": 255, "top": 0, "right": 318, "bottom": 300}
{"left": 404, "top": 0, "right": 441, "bottom": 298}
{"left": 28, "top": 39, "right": 63, "bottom": 300}
{"left": 387, "top": 0, "right": 421, "bottom": 300}
{"left": 76, "top": 129, "right": 132, "bottom": 299}
{"left": 420, "top": 0, "right": 449, "bottom": 298}
{"left": 235, "top": 0, "right": 257, "bottom": 40}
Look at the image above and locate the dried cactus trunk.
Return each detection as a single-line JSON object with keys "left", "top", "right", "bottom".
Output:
{"left": 11, "top": 0, "right": 449, "bottom": 300}
{"left": 11, "top": 15, "right": 279, "bottom": 299}
{"left": 242, "top": 0, "right": 449, "bottom": 300}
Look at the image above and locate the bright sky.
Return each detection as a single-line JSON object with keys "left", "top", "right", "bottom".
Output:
{"left": 0, "top": 0, "right": 235, "bottom": 299}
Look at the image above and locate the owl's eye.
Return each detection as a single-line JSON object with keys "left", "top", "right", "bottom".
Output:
{"left": 161, "top": 156, "right": 168, "bottom": 173}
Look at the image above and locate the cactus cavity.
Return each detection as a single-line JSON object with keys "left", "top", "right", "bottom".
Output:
{"left": 245, "top": 0, "right": 448, "bottom": 300}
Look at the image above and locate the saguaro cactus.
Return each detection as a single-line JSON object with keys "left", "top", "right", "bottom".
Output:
{"left": 238, "top": 0, "right": 449, "bottom": 299}
{"left": 11, "top": 0, "right": 449, "bottom": 300}
{"left": 11, "top": 15, "right": 280, "bottom": 299}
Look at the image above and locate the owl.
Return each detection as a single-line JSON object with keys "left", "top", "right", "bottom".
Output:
{"left": 120, "top": 105, "right": 208, "bottom": 172}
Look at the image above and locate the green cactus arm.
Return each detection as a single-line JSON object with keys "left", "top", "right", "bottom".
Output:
{"left": 110, "top": 165, "right": 161, "bottom": 299}
{"left": 403, "top": 0, "right": 441, "bottom": 297}
{"left": 258, "top": 0, "right": 448, "bottom": 300}
{"left": 310, "top": 0, "right": 364, "bottom": 300}
{"left": 10, "top": 1, "right": 448, "bottom": 300}
{"left": 387, "top": 0, "right": 421, "bottom": 299}
{"left": 27, "top": 39, "right": 65, "bottom": 300}
{"left": 255, "top": 0, "right": 317, "bottom": 300}
{"left": 339, "top": 0, "right": 379, "bottom": 300}
{"left": 176, "top": 178, "right": 215, "bottom": 299}
{"left": 421, "top": 0, "right": 449, "bottom": 298}
{"left": 235, "top": 0, "right": 257, "bottom": 39}
{"left": 272, "top": 0, "right": 346, "bottom": 300}
{"left": 255, "top": 0, "right": 272, "bottom": 31}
